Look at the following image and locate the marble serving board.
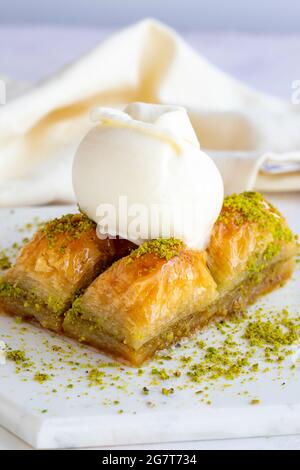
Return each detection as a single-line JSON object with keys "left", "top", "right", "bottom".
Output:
{"left": 0, "top": 195, "right": 299, "bottom": 449}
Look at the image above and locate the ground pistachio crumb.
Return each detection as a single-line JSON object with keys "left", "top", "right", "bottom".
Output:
{"left": 0, "top": 251, "right": 11, "bottom": 270}
{"left": 128, "top": 238, "right": 184, "bottom": 262}
{"left": 87, "top": 368, "right": 105, "bottom": 386}
{"left": 219, "top": 192, "right": 293, "bottom": 241}
{"left": 34, "top": 372, "right": 50, "bottom": 383}
{"left": 243, "top": 318, "right": 298, "bottom": 347}
{"left": 7, "top": 349, "right": 26, "bottom": 363}
{"left": 151, "top": 367, "right": 170, "bottom": 380}
{"left": 250, "top": 399, "right": 261, "bottom": 405}
{"left": 41, "top": 213, "right": 95, "bottom": 247}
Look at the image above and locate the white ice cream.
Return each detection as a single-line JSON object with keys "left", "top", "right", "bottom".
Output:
{"left": 73, "top": 102, "right": 224, "bottom": 249}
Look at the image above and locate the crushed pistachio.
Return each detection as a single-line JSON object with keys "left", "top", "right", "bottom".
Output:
{"left": 7, "top": 349, "right": 26, "bottom": 363}
{"left": 41, "top": 213, "right": 95, "bottom": 247}
{"left": 47, "top": 295, "right": 65, "bottom": 314}
{"left": 151, "top": 367, "right": 170, "bottom": 380}
{"left": 188, "top": 344, "right": 250, "bottom": 382}
{"left": 185, "top": 308, "right": 299, "bottom": 383}
{"left": 87, "top": 368, "right": 105, "bottom": 386}
{"left": 67, "top": 296, "right": 83, "bottom": 320}
{"left": 0, "top": 281, "right": 23, "bottom": 299}
{"left": 0, "top": 252, "right": 11, "bottom": 270}
{"left": 180, "top": 355, "right": 192, "bottom": 364}
{"left": 219, "top": 192, "right": 293, "bottom": 243}
{"left": 33, "top": 372, "right": 50, "bottom": 383}
{"left": 0, "top": 280, "right": 65, "bottom": 315}
{"left": 243, "top": 319, "right": 298, "bottom": 348}
{"left": 161, "top": 387, "right": 174, "bottom": 396}
{"left": 128, "top": 238, "right": 184, "bottom": 262}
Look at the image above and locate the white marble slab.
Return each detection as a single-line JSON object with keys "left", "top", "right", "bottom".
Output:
{"left": 0, "top": 195, "right": 299, "bottom": 449}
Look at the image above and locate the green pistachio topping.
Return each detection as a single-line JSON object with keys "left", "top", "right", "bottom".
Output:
{"left": 41, "top": 213, "right": 95, "bottom": 247}
{"left": 250, "top": 399, "right": 260, "bottom": 405}
{"left": 0, "top": 252, "right": 11, "bottom": 270}
{"left": 0, "top": 280, "right": 65, "bottom": 314}
{"left": 7, "top": 350, "right": 27, "bottom": 363}
{"left": 128, "top": 238, "right": 184, "bottom": 262}
{"left": 47, "top": 295, "right": 65, "bottom": 314}
{"left": 88, "top": 368, "right": 105, "bottom": 386}
{"left": 0, "top": 281, "right": 24, "bottom": 299}
{"left": 243, "top": 318, "right": 298, "bottom": 348}
{"left": 219, "top": 192, "right": 293, "bottom": 243}
{"left": 33, "top": 372, "right": 50, "bottom": 383}
{"left": 151, "top": 367, "right": 170, "bottom": 380}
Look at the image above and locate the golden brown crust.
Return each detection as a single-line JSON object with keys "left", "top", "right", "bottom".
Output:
{"left": 63, "top": 194, "right": 298, "bottom": 364}
{"left": 207, "top": 193, "right": 298, "bottom": 291}
{"left": 0, "top": 214, "right": 134, "bottom": 331}
{"left": 65, "top": 248, "right": 217, "bottom": 350}
{"left": 63, "top": 256, "right": 295, "bottom": 366}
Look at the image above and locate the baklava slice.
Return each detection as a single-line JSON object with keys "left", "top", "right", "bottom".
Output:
{"left": 64, "top": 193, "right": 298, "bottom": 365}
{"left": 63, "top": 240, "right": 218, "bottom": 365}
{"left": 0, "top": 213, "right": 133, "bottom": 332}
{"left": 206, "top": 192, "right": 298, "bottom": 315}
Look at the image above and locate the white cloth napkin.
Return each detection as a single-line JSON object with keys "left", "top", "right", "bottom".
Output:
{"left": 0, "top": 19, "right": 299, "bottom": 206}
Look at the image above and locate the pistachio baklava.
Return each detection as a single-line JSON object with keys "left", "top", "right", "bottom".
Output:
{"left": 0, "top": 193, "right": 298, "bottom": 365}
{"left": 0, "top": 213, "right": 134, "bottom": 332}
{"left": 63, "top": 193, "right": 298, "bottom": 365}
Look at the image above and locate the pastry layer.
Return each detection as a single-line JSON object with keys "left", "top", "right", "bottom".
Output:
{"left": 63, "top": 256, "right": 295, "bottom": 366}
{"left": 207, "top": 192, "right": 297, "bottom": 293}
{"left": 63, "top": 244, "right": 218, "bottom": 354}
{"left": 62, "top": 193, "right": 298, "bottom": 364}
{"left": 0, "top": 214, "right": 134, "bottom": 331}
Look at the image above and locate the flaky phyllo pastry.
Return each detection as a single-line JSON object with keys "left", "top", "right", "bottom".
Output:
{"left": 0, "top": 193, "right": 298, "bottom": 365}
{"left": 0, "top": 214, "right": 134, "bottom": 332}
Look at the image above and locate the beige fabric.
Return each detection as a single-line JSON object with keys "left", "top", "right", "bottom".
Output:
{"left": 0, "top": 19, "right": 299, "bottom": 206}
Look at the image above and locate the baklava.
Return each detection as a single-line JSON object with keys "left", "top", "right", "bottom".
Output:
{"left": 63, "top": 242, "right": 218, "bottom": 365}
{"left": 64, "top": 193, "right": 298, "bottom": 365}
{"left": 0, "top": 193, "right": 298, "bottom": 365}
{"left": 206, "top": 192, "right": 298, "bottom": 315}
{"left": 0, "top": 213, "right": 134, "bottom": 332}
